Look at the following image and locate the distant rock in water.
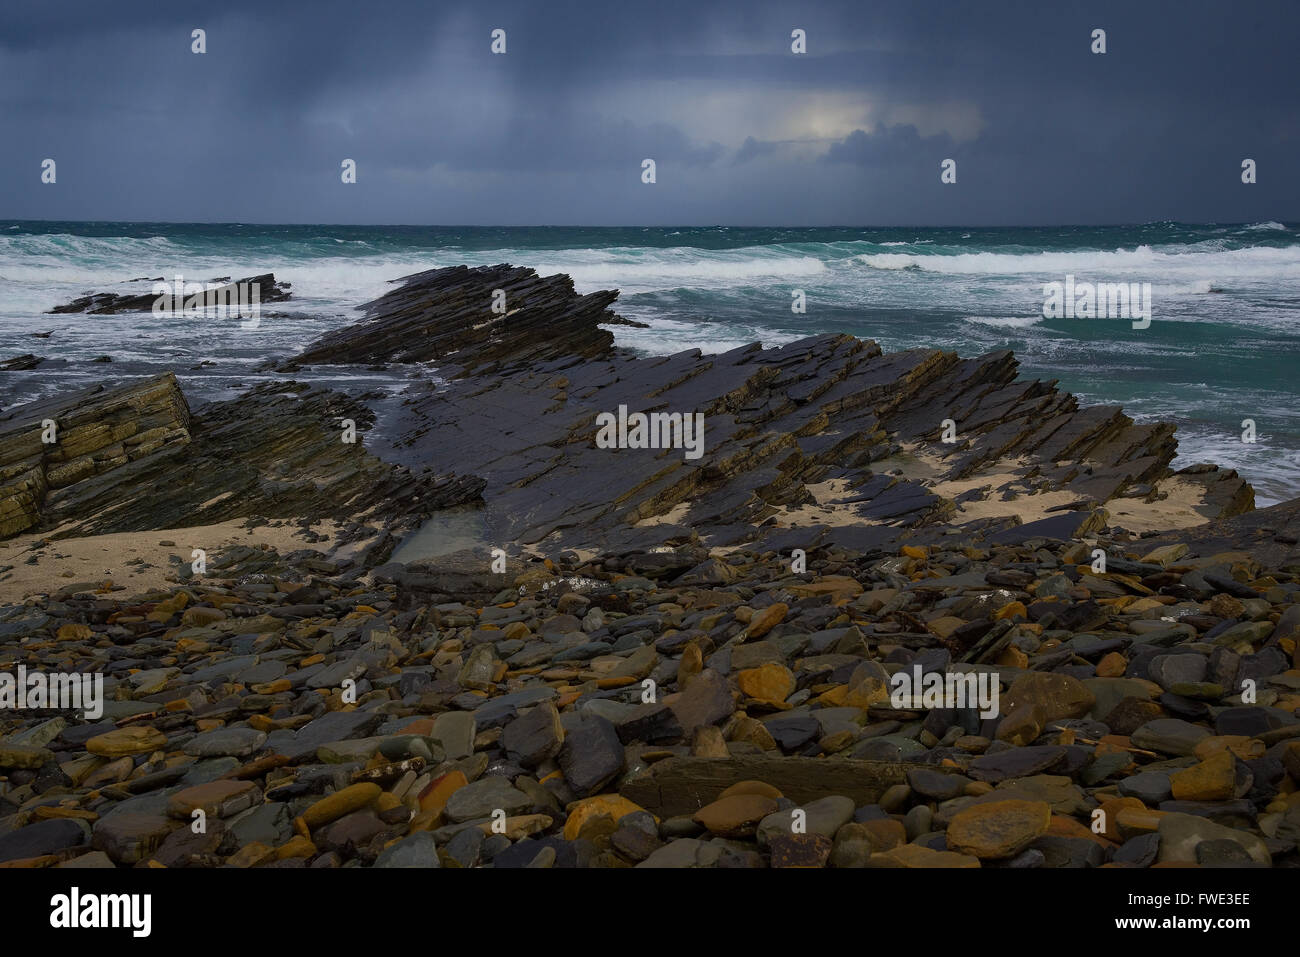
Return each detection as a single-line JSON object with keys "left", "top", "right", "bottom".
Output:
{"left": 48, "top": 273, "right": 291, "bottom": 314}
{"left": 275, "top": 264, "right": 645, "bottom": 372}
{"left": 0, "top": 354, "right": 44, "bottom": 371}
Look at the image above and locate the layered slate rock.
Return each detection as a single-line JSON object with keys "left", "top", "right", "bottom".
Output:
{"left": 0, "top": 375, "right": 482, "bottom": 546}
{"left": 0, "top": 373, "right": 192, "bottom": 537}
{"left": 49, "top": 274, "right": 291, "bottom": 314}
{"left": 16, "top": 264, "right": 1253, "bottom": 559}
{"left": 1138, "top": 496, "right": 1300, "bottom": 573}
{"left": 275, "top": 264, "right": 645, "bottom": 372}
{"left": 278, "top": 264, "right": 1252, "bottom": 557}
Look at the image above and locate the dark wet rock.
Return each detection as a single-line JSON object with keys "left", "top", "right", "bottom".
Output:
{"left": 50, "top": 274, "right": 290, "bottom": 315}
{"left": 0, "top": 818, "right": 90, "bottom": 862}
{"left": 558, "top": 715, "right": 625, "bottom": 797}
{"left": 0, "top": 374, "right": 482, "bottom": 545}
{"left": 968, "top": 746, "right": 1068, "bottom": 783}
{"left": 278, "top": 265, "right": 639, "bottom": 372}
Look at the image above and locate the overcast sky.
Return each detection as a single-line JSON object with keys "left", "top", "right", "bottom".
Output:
{"left": 1, "top": 0, "right": 1296, "bottom": 226}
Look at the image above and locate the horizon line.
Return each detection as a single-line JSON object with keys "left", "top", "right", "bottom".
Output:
{"left": 4, "top": 217, "right": 1296, "bottom": 231}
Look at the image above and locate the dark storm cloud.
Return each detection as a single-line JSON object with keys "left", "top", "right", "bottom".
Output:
{"left": 824, "top": 125, "right": 956, "bottom": 167}
{"left": 733, "top": 137, "right": 781, "bottom": 166}
{"left": 1, "top": 0, "right": 1296, "bottom": 225}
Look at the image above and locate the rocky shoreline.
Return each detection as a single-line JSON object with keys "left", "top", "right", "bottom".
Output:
{"left": 0, "top": 264, "right": 1296, "bottom": 869}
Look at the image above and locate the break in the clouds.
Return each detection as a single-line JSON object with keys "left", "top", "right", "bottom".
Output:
{"left": 1, "top": 0, "right": 1296, "bottom": 225}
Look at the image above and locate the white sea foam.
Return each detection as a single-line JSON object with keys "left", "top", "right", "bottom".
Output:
{"left": 962, "top": 315, "right": 1045, "bottom": 329}
{"left": 608, "top": 315, "right": 805, "bottom": 356}
{"left": 526, "top": 248, "right": 827, "bottom": 294}
{"left": 858, "top": 243, "right": 1300, "bottom": 278}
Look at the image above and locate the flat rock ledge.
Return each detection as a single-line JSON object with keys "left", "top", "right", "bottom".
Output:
{"left": 0, "top": 374, "right": 482, "bottom": 547}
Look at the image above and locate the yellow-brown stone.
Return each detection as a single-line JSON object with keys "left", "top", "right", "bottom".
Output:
{"left": 227, "top": 842, "right": 275, "bottom": 868}
{"left": 1096, "top": 652, "right": 1128, "bottom": 677}
{"left": 1002, "top": 671, "right": 1094, "bottom": 723}
{"left": 786, "top": 577, "right": 863, "bottom": 603}
{"left": 417, "top": 770, "right": 467, "bottom": 818}
{"left": 1194, "top": 735, "right": 1264, "bottom": 762}
{"left": 86, "top": 726, "right": 167, "bottom": 757}
{"left": 860, "top": 817, "right": 905, "bottom": 850}
{"left": 677, "top": 643, "right": 703, "bottom": 689}
{"left": 995, "top": 645, "right": 1029, "bottom": 668}
{"left": 927, "top": 616, "right": 965, "bottom": 639}
{"left": 1170, "top": 751, "right": 1236, "bottom": 801}
{"left": 844, "top": 675, "right": 890, "bottom": 709}
{"left": 946, "top": 799, "right": 1051, "bottom": 859}
{"left": 995, "top": 601, "right": 1027, "bottom": 621}
{"left": 867, "top": 844, "right": 980, "bottom": 868}
{"left": 995, "top": 705, "right": 1043, "bottom": 747}
{"left": 693, "top": 794, "right": 778, "bottom": 837}
{"left": 718, "top": 780, "right": 783, "bottom": 801}
{"left": 562, "top": 794, "right": 650, "bottom": 841}
{"left": 301, "top": 782, "right": 381, "bottom": 829}
{"left": 743, "top": 603, "right": 788, "bottom": 640}
{"left": 275, "top": 835, "right": 317, "bottom": 859}
{"left": 1115, "top": 807, "right": 1165, "bottom": 838}
{"left": 1097, "top": 797, "right": 1146, "bottom": 841}
{"left": 736, "top": 663, "right": 796, "bottom": 704}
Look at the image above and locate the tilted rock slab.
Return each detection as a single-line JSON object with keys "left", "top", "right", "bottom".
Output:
{"left": 0, "top": 374, "right": 483, "bottom": 546}
{"left": 281, "top": 263, "right": 1253, "bottom": 559}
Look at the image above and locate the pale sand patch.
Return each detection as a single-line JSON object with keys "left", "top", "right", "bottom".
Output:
{"left": 0, "top": 520, "right": 341, "bottom": 604}
{"left": 1102, "top": 478, "right": 1214, "bottom": 534}
{"left": 934, "top": 482, "right": 1083, "bottom": 524}
{"left": 773, "top": 478, "right": 875, "bottom": 528}
{"left": 847, "top": 444, "right": 1213, "bottom": 532}
{"left": 872, "top": 447, "right": 951, "bottom": 483}
{"left": 635, "top": 502, "right": 692, "bottom": 527}
{"left": 521, "top": 543, "right": 600, "bottom": 565}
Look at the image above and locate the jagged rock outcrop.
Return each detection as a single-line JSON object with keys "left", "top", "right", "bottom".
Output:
{"left": 7, "top": 263, "right": 1256, "bottom": 563}
{"left": 278, "top": 264, "right": 1252, "bottom": 558}
{"left": 275, "top": 264, "right": 645, "bottom": 372}
{"left": 380, "top": 334, "right": 1252, "bottom": 556}
{"left": 48, "top": 273, "right": 290, "bottom": 314}
{"left": 0, "top": 374, "right": 482, "bottom": 547}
